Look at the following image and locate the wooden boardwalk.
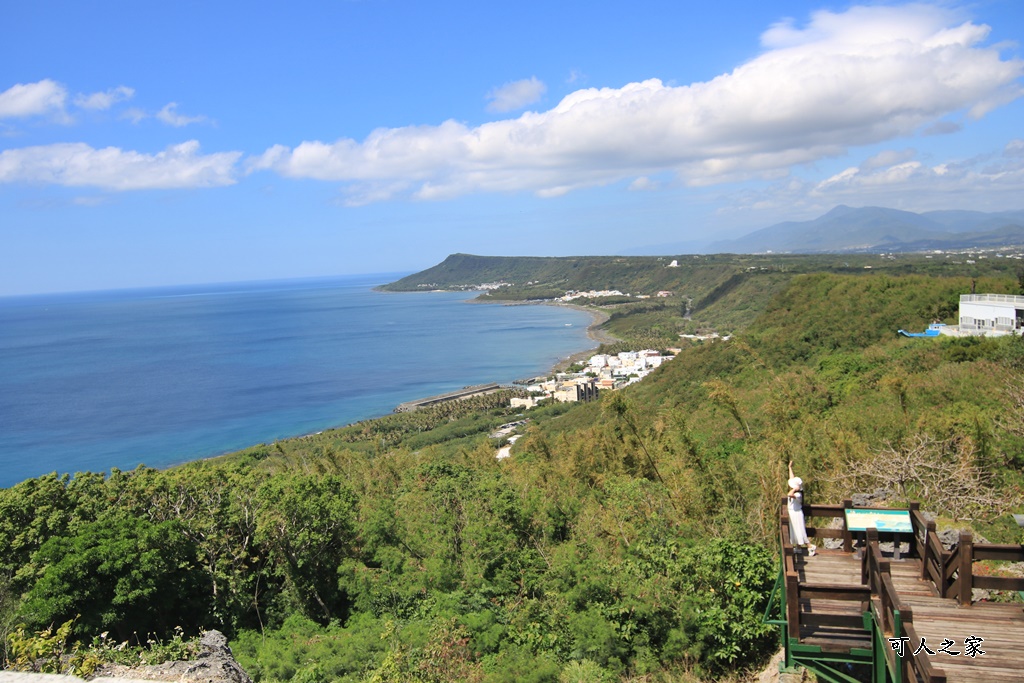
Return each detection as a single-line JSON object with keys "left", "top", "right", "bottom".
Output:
{"left": 777, "top": 501, "right": 1024, "bottom": 683}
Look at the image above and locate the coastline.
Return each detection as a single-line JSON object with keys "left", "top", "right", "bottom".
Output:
{"left": 543, "top": 302, "right": 618, "bottom": 372}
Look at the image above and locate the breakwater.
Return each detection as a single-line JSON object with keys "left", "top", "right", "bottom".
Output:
{"left": 394, "top": 383, "right": 502, "bottom": 412}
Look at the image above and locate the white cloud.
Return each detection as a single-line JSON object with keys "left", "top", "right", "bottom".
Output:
{"left": 486, "top": 76, "right": 547, "bottom": 113}
{"left": 0, "top": 79, "right": 67, "bottom": 119}
{"left": 122, "top": 108, "right": 148, "bottom": 124}
{"left": 862, "top": 149, "right": 916, "bottom": 170}
{"left": 0, "top": 141, "right": 241, "bottom": 190}
{"left": 156, "top": 102, "right": 208, "bottom": 127}
{"left": 74, "top": 86, "right": 135, "bottom": 110}
{"left": 252, "top": 4, "right": 1023, "bottom": 205}
{"left": 720, "top": 138, "right": 1024, "bottom": 220}
{"left": 826, "top": 157, "right": 1022, "bottom": 203}
{"left": 628, "top": 176, "right": 661, "bottom": 191}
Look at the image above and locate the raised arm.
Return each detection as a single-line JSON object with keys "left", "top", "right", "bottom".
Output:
{"left": 788, "top": 460, "right": 795, "bottom": 481}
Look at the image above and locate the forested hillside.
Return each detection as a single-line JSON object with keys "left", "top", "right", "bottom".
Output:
{"left": 3, "top": 267, "right": 1024, "bottom": 682}
{"left": 380, "top": 252, "right": 1021, "bottom": 298}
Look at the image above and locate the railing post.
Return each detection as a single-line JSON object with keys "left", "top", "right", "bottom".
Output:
{"left": 942, "top": 543, "right": 958, "bottom": 600}
{"left": 786, "top": 571, "right": 800, "bottom": 641}
{"left": 843, "top": 498, "right": 853, "bottom": 552}
{"left": 863, "top": 527, "right": 878, "bottom": 586}
{"left": 893, "top": 608, "right": 904, "bottom": 683}
{"left": 780, "top": 497, "right": 791, "bottom": 552}
{"left": 958, "top": 531, "right": 973, "bottom": 606}
{"left": 922, "top": 519, "right": 935, "bottom": 581}
{"left": 908, "top": 502, "right": 920, "bottom": 558}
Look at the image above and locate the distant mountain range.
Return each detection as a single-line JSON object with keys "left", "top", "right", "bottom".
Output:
{"left": 708, "top": 206, "right": 1024, "bottom": 254}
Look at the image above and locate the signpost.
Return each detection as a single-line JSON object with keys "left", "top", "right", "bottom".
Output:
{"left": 844, "top": 508, "right": 913, "bottom": 559}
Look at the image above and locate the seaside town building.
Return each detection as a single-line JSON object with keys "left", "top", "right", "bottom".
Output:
{"left": 510, "top": 350, "right": 674, "bottom": 410}
{"left": 556, "top": 289, "right": 626, "bottom": 302}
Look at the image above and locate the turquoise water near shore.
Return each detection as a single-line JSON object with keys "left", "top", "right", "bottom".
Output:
{"left": 0, "top": 274, "right": 594, "bottom": 487}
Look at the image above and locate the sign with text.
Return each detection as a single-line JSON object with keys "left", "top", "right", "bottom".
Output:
{"left": 844, "top": 508, "right": 913, "bottom": 533}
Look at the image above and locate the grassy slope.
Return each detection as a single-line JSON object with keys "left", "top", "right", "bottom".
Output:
{"left": 530, "top": 271, "right": 1024, "bottom": 542}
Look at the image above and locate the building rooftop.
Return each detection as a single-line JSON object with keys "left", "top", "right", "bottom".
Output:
{"left": 960, "top": 293, "right": 1024, "bottom": 305}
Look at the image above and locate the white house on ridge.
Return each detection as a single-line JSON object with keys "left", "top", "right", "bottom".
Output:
{"left": 959, "top": 294, "right": 1024, "bottom": 333}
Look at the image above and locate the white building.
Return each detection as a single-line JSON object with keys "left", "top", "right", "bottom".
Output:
{"left": 511, "top": 397, "right": 542, "bottom": 409}
{"left": 959, "top": 294, "right": 1024, "bottom": 333}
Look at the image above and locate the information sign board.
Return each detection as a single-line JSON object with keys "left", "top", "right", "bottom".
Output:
{"left": 844, "top": 508, "right": 913, "bottom": 533}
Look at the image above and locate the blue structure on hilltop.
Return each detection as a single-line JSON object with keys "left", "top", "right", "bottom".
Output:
{"left": 897, "top": 322, "right": 946, "bottom": 338}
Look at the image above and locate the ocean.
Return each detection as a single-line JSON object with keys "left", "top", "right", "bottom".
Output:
{"left": 0, "top": 274, "right": 595, "bottom": 488}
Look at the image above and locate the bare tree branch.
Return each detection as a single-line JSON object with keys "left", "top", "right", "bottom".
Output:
{"left": 829, "top": 433, "right": 1015, "bottom": 520}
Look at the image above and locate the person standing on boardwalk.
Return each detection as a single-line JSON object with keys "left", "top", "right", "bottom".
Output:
{"left": 788, "top": 461, "right": 814, "bottom": 555}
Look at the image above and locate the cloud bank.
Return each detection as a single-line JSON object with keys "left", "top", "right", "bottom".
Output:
{"left": 0, "top": 141, "right": 240, "bottom": 190}
{"left": 717, "top": 138, "right": 1024, "bottom": 220}
{"left": 251, "top": 4, "right": 1023, "bottom": 205}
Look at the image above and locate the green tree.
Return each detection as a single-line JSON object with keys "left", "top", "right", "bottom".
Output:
{"left": 255, "top": 474, "right": 357, "bottom": 624}
{"left": 19, "top": 515, "right": 210, "bottom": 640}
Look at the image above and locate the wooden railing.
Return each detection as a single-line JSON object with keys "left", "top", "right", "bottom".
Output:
{"left": 801, "top": 501, "right": 854, "bottom": 552}
{"left": 904, "top": 621, "right": 948, "bottom": 683}
{"left": 914, "top": 515, "right": 1024, "bottom": 605}
{"left": 862, "top": 528, "right": 952, "bottom": 683}
{"left": 780, "top": 499, "right": 1024, "bottom": 682}
{"left": 970, "top": 541, "right": 1024, "bottom": 594}
{"left": 917, "top": 513, "right": 949, "bottom": 594}
{"left": 780, "top": 498, "right": 869, "bottom": 641}
{"left": 861, "top": 529, "right": 906, "bottom": 634}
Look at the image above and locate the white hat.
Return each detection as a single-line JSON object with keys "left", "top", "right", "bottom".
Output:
{"left": 788, "top": 477, "right": 802, "bottom": 489}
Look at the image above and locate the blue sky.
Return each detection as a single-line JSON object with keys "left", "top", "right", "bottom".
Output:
{"left": 2, "top": 1, "right": 1022, "bottom": 295}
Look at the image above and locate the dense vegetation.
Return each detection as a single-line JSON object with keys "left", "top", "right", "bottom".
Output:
{"left": 4, "top": 259, "right": 1024, "bottom": 682}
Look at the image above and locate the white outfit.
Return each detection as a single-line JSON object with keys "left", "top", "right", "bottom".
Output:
{"left": 788, "top": 490, "right": 809, "bottom": 546}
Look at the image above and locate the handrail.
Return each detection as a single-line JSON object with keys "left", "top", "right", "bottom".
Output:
{"left": 921, "top": 518, "right": 949, "bottom": 592}
{"left": 908, "top": 504, "right": 925, "bottom": 558}
{"left": 904, "top": 622, "right": 948, "bottom": 683}
{"left": 927, "top": 531, "right": 1024, "bottom": 599}
{"left": 942, "top": 542, "right": 960, "bottom": 600}
{"left": 965, "top": 540, "right": 1024, "bottom": 593}
{"left": 863, "top": 528, "right": 934, "bottom": 683}
{"left": 786, "top": 570, "right": 800, "bottom": 640}
{"left": 863, "top": 530, "right": 896, "bottom": 632}
{"left": 808, "top": 500, "right": 853, "bottom": 552}
{"left": 973, "top": 543, "right": 1024, "bottom": 561}
{"left": 780, "top": 497, "right": 800, "bottom": 640}
{"left": 779, "top": 498, "right": 870, "bottom": 641}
